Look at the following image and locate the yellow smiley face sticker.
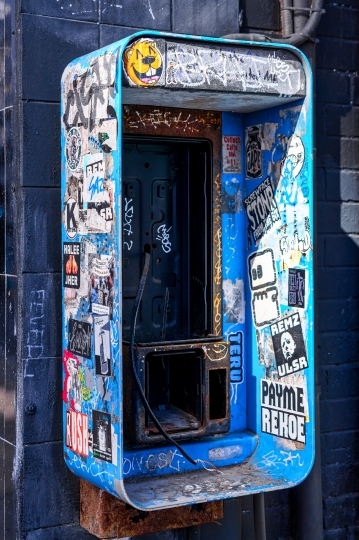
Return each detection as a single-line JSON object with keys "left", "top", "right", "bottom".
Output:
{"left": 123, "top": 38, "right": 163, "bottom": 87}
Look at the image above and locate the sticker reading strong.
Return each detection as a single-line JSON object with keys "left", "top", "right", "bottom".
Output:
{"left": 261, "top": 379, "right": 306, "bottom": 444}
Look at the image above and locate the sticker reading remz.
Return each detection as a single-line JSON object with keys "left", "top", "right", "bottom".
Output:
{"left": 270, "top": 313, "right": 308, "bottom": 378}
{"left": 261, "top": 379, "right": 306, "bottom": 444}
{"left": 63, "top": 243, "right": 80, "bottom": 289}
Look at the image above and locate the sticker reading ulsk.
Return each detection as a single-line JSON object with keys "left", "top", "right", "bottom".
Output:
{"left": 270, "top": 313, "right": 308, "bottom": 378}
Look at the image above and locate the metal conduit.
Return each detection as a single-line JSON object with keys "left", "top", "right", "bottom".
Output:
{"left": 223, "top": 0, "right": 324, "bottom": 46}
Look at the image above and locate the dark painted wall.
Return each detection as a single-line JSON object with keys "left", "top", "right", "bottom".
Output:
{"left": 316, "top": 3, "right": 359, "bottom": 539}
{"left": 1, "top": 0, "right": 358, "bottom": 538}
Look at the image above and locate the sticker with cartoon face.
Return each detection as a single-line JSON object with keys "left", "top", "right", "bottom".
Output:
{"left": 123, "top": 38, "right": 163, "bottom": 87}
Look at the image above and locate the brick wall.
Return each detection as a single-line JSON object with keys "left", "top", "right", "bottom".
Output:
{"left": 3, "top": 0, "right": 358, "bottom": 538}
{"left": 316, "top": 1, "right": 359, "bottom": 538}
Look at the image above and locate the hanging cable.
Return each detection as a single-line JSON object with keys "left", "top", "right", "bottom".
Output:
{"left": 129, "top": 251, "right": 197, "bottom": 466}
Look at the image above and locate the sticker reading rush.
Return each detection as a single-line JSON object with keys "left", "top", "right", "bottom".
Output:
{"left": 261, "top": 379, "right": 306, "bottom": 444}
{"left": 66, "top": 409, "right": 89, "bottom": 457}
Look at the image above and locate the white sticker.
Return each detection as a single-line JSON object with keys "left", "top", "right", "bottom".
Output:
{"left": 222, "top": 135, "right": 241, "bottom": 174}
{"left": 83, "top": 153, "right": 105, "bottom": 203}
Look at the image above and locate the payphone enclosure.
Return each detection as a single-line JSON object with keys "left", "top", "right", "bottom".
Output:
{"left": 61, "top": 31, "right": 314, "bottom": 510}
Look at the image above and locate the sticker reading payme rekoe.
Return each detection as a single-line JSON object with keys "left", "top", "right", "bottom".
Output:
{"left": 261, "top": 379, "right": 306, "bottom": 444}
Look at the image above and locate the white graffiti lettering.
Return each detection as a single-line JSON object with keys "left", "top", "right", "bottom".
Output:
{"left": 156, "top": 224, "right": 172, "bottom": 253}
{"left": 279, "top": 230, "right": 311, "bottom": 254}
{"left": 123, "top": 448, "right": 184, "bottom": 475}
{"left": 123, "top": 197, "right": 134, "bottom": 250}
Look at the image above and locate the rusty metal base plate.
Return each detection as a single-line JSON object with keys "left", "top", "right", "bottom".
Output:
{"left": 80, "top": 479, "right": 223, "bottom": 539}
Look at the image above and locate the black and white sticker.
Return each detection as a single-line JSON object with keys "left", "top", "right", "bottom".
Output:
{"left": 248, "top": 248, "right": 277, "bottom": 291}
{"left": 261, "top": 379, "right": 306, "bottom": 443}
{"left": 92, "top": 410, "right": 112, "bottom": 462}
{"left": 66, "top": 127, "right": 82, "bottom": 171}
{"left": 243, "top": 177, "right": 280, "bottom": 245}
{"left": 270, "top": 313, "right": 308, "bottom": 378}
{"left": 68, "top": 319, "right": 92, "bottom": 359}
{"left": 64, "top": 197, "right": 79, "bottom": 239}
{"left": 288, "top": 269, "right": 305, "bottom": 308}
{"left": 248, "top": 249, "right": 280, "bottom": 328}
{"left": 94, "top": 315, "right": 112, "bottom": 377}
{"left": 245, "top": 125, "right": 262, "bottom": 179}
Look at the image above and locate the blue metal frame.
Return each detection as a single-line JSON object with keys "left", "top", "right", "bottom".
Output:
{"left": 61, "top": 31, "right": 313, "bottom": 509}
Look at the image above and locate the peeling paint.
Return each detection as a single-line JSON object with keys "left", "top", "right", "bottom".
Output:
{"left": 223, "top": 279, "right": 245, "bottom": 324}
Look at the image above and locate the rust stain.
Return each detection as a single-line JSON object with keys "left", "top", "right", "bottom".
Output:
{"left": 213, "top": 292, "right": 222, "bottom": 337}
{"left": 80, "top": 479, "right": 223, "bottom": 539}
{"left": 123, "top": 105, "right": 221, "bottom": 135}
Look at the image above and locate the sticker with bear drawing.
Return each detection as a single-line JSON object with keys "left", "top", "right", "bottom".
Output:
{"left": 123, "top": 38, "right": 164, "bottom": 87}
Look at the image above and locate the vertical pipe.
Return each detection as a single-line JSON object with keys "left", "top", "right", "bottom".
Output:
{"left": 253, "top": 493, "right": 267, "bottom": 540}
{"left": 190, "top": 498, "right": 242, "bottom": 540}
{"left": 291, "top": 40, "right": 324, "bottom": 540}
{"left": 292, "top": 0, "right": 311, "bottom": 34}
{"left": 281, "top": 0, "right": 294, "bottom": 37}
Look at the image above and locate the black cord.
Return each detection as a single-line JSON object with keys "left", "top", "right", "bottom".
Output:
{"left": 129, "top": 251, "right": 197, "bottom": 466}
{"left": 160, "top": 287, "right": 169, "bottom": 341}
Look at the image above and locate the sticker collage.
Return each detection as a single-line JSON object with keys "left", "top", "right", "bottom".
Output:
{"left": 62, "top": 49, "right": 120, "bottom": 471}
{"left": 61, "top": 35, "right": 312, "bottom": 490}
{"left": 243, "top": 112, "right": 312, "bottom": 449}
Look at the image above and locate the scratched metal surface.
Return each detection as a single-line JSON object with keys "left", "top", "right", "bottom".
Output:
{"left": 124, "top": 460, "right": 283, "bottom": 508}
{"left": 61, "top": 30, "right": 314, "bottom": 510}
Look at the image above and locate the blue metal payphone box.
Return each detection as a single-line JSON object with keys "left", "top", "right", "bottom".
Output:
{"left": 61, "top": 31, "right": 314, "bottom": 510}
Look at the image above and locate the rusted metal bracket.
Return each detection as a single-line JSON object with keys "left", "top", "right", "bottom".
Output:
{"left": 80, "top": 479, "right": 223, "bottom": 539}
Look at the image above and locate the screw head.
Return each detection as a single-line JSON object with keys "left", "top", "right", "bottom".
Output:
{"left": 25, "top": 403, "right": 37, "bottom": 416}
